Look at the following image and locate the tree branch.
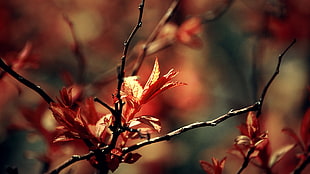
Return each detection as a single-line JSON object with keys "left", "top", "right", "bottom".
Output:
{"left": 293, "top": 153, "right": 310, "bottom": 174}
{"left": 131, "top": 0, "right": 180, "bottom": 76}
{"left": 123, "top": 39, "right": 296, "bottom": 155}
{"left": 122, "top": 102, "right": 260, "bottom": 153}
{"left": 257, "top": 39, "right": 296, "bottom": 117}
{"left": 235, "top": 39, "right": 296, "bottom": 173}
{"left": 94, "top": 97, "right": 117, "bottom": 116}
{"left": 0, "top": 58, "right": 54, "bottom": 104}
{"left": 236, "top": 147, "right": 256, "bottom": 174}
{"left": 48, "top": 151, "right": 95, "bottom": 174}
{"left": 112, "top": 0, "right": 146, "bottom": 150}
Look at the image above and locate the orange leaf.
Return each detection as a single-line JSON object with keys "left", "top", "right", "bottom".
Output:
{"left": 144, "top": 57, "right": 160, "bottom": 90}
{"left": 246, "top": 111, "right": 259, "bottom": 138}
{"left": 59, "top": 87, "right": 73, "bottom": 107}
{"left": 95, "top": 114, "right": 113, "bottom": 143}
{"left": 176, "top": 17, "right": 203, "bottom": 48}
{"left": 123, "top": 76, "right": 143, "bottom": 100}
{"left": 200, "top": 157, "right": 226, "bottom": 174}
{"left": 140, "top": 68, "right": 186, "bottom": 104}
{"left": 128, "top": 115, "right": 161, "bottom": 134}
{"left": 200, "top": 160, "right": 215, "bottom": 174}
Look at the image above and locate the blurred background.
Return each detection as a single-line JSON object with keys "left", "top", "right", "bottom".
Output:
{"left": 0, "top": 0, "right": 309, "bottom": 173}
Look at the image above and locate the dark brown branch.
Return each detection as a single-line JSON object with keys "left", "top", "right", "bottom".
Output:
{"left": 237, "top": 147, "right": 256, "bottom": 174}
{"left": 63, "top": 14, "right": 86, "bottom": 83}
{"left": 236, "top": 39, "right": 296, "bottom": 173}
{"left": 122, "top": 103, "right": 260, "bottom": 153}
{"left": 48, "top": 151, "right": 95, "bottom": 174}
{"left": 113, "top": 0, "right": 145, "bottom": 149}
{"left": 257, "top": 39, "right": 296, "bottom": 117}
{"left": 116, "top": 0, "right": 145, "bottom": 109}
{"left": 131, "top": 0, "right": 180, "bottom": 76}
{"left": 94, "top": 97, "right": 117, "bottom": 116}
{"left": 293, "top": 153, "right": 310, "bottom": 174}
{"left": 0, "top": 58, "right": 54, "bottom": 104}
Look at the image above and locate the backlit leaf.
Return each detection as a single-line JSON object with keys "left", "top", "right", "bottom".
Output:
{"left": 282, "top": 128, "right": 304, "bottom": 150}
{"left": 144, "top": 58, "right": 160, "bottom": 89}
{"left": 128, "top": 115, "right": 161, "bottom": 134}
{"left": 268, "top": 144, "right": 295, "bottom": 168}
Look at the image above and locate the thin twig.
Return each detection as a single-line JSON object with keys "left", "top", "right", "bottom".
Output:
{"left": 236, "top": 39, "right": 296, "bottom": 174}
{"left": 0, "top": 58, "right": 54, "bottom": 104}
{"left": 131, "top": 0, "right": 180, "bottom": 76}
{"left": 94, "top": 97, "right": 117, "bottom": 116}
{"left": 63, "top": 14, "right": 86, "bottom": 83}
{"left": 257, "top": 39, "right": 296, "bottom": 117}
{"left": 237, "top": 147, "right": 256, "bottom": 174}
{"left": 122, "top": 102, "right": 260, "bottom": 153}
{"left": 112, "top": 0, "right": 146, "bottom": 150}
{"left": 48, "top": 151, "right": 95, "bottom": 174}
{"left": 293, "top": 154, "right": 310, "bottom": 174}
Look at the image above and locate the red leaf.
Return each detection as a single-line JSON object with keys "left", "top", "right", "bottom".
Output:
{"left": 300, "top": 108, "right": 310, "bottom": 148}
{"left": 246, "top": 111, "right": 259, "bottom": 138}
{"left": 14, "top": 42, "right": 33, "bottom": 69}
{"left": 123, "top": 76, "right": 143, "bottom": 101}
{"left": 200, "top": 157, "right": 226, "bottom": 174}
{"left": 59, "top": 87, "right": 73, "bottom": 107}
{"left": 82, "top": 98, "right": 101, "bottom": 125}
{"left": 141, "top": 68, "right": 186, "bottom": 104}
{"left": 268, "top": 144, "right": 295, "bottom": 168}
{"left": 53, "top": 134, "right": 74, "bottom": 143}
{"left": 234, "top": 135, "right": 252, "bottom": 148}
{"left": 200, "top": 160, "right": 215, "bottom": 174}
{"left": 121, "top": 58, "right": 186, "bottom": 122}
{"left": 282, "top": 128, "right": 304, "bottom": 150}
{"left": 94, "top": 114, "right": 113, "bottom": 143}
{"left": 144, "top": 58, "right": 160, "bottom": 89}
{"left": 106, "top": 154, "right": 120, "bottom": 172}
{"left": 123, "top": 153, "right": 142, "bottom": 164}
{"left": 237, "top": 123, "right": 249, "bottom": 137}
{"left": 176, "top": 17, "right": 203, "bottom": 48}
